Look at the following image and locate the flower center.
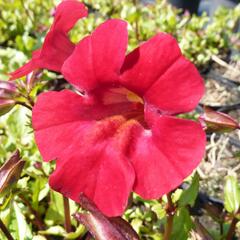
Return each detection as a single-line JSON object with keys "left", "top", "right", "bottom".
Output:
{"left": 94, "top": 86, "right": 145, "bottom": 124}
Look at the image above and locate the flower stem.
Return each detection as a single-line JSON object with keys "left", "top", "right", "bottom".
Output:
{"left": 163, "top": 193, "right": 175, "bottom": 240}
{"left": 15, "top": 101, "right": 32, "bottom": 110}
{"left": 0, "top": 218, "right": 14, "bottom": 240}
{"left": 226, "top": 217, "right": 238, "bottom": 240}
{"left": 63, "top": 196, "right": 72, "bottom": 233}
{"left": 18, "top": 193, "right": 45, "bottom": 230}
{"left": 26, "top": 95, "right": 34, "bottom": 107}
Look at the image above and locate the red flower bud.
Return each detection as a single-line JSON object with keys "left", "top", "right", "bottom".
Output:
{"left": 0, "top": 150, "right": 25, "bottom": 196}
{"left": 73, "top": 193, "right": 139, "bottom": 240}
{"left": 0, "top": 99, "right": 15, "bottom": 116}
{"left": 33, "top": 161, "right": 42, "bottom": 170}
{"left": 26, "top": 69, "right": 42, "bottom": 91}
{"left": 199, "top": 107, "right": 240, "bottom": 133}
{"left": 0, "top": 81, "right": 17, "bottom": 99}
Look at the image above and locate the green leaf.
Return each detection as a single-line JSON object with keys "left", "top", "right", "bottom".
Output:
{"left": 0, "top": 202, "right": 12, "bottom": 227}
{"left": 39, "top": 225, "right": 86, "bottom": 239}
{"left": 38, "top": 182, "right": 50, "bottom": 201}
{"left": 45, "top": 191, "right": 64, "bottom": 226}
{"left": 64, "top": 225, "right": 86, "bottom": 239}
{"left": 31, "top": 178, "right": 47, "bottom": 210}
{"left": 178, "top": 173, "right": 199, "bottom": 207}
{"left": 151, "top": 203, "right": 166, "bottom": 220}
{"left": 39, "top": 226, "right": 65, "bottom": 236}
{"left": 224, "top": 175, "right": 240, "bottom": 213}
{"left": 0, "top": 192, "right": 13, "bottom": 210}
{"left": 170, "top": 208, "right": 193, "bottom": 240}
{"left": 32, "top": 236, "right": 47, "bottom": 240}
{"left": 13, "top": 201, "right": 32, "bottom": 240}
{"left": 5, "top": 107, "right": 32, "bottom": 146}
{"left": 131, "top": 218, "right": 142, "bottom": 234}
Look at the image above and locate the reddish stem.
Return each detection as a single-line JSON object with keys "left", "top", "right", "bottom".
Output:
{"left": 15, "top": 101, "right": 32, "bottom": 110}
{"left": 0, "top": 218, "right": 14, "bottom": 240}
{"left": 63, "top": 196, "right": 72, "bottom": 233}
{"left": 163, "top": 193, "right": 175, "bottom": 240}
{"left": 226, "top": 217, "right": 238, "bottom": 240}
{"left": 18, "top": 194, "right": 45, "bottom": 230}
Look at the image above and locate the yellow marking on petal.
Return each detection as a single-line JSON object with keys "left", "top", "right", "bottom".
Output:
{"left": 126, "top": 91, "right": 144, "bottom": 104}
{"left": 102, "top": 87, "right": 144, "bottom": 105}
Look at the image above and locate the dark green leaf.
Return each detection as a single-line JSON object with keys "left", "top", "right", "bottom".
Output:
{"left": 170, "top": 208, "right": 193, "bottom": 240}
{"left": 178, "top": 173, "right": 199, "bottom": 207}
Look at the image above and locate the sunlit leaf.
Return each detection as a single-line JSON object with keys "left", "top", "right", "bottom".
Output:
{"left": 224, "top": 175, "right": 240, "bottom": 214}
{"left": 31, "top": 177, "right": 48, "bottom": 210}
{"left": 39, "top": 225, "right": 65, "bottom": 236}
{"left": 151, "top": 203, "right": 166, "bottom": 220}
{"left": 13, "top": 201, "right": 32, "bottom": 240}
{"left": 45, "top": 191, "right": 64, "bottom": 226}
{"left": 64, "top": 224, "right": 86, "bottom": 239}
{"left": 32, "top": 236, "right": 47, "bottom": 240}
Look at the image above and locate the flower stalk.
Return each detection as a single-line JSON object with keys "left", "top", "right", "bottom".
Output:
{"left": 0, "top": 218, "right": 14, "bottom": 240}
{"left": 18, "top": 193, "right": 45, "bottom": 230}
{"left": 226, "top": 217, "right": 238, "bottom": 240}
{"left": 63, "top": 196, "right": 72, "bottom": 233}
{"left": 15, "top": 101, "right": 32, "bottom": 110}
{"left": 163, "top": 193, "right": 175, "bottom": 240}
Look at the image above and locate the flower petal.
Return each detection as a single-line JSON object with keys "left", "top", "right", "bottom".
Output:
{"left": 143, "top": 57, "right": 204, "bottom": 114}
{"left": 32, "top": 89, "right": 143, "bottom": 161}
{"left": 51, "top": 0, "right": 88, "bottom": 33}
{"left": 120, "top": 33, "right": 204, "bottom": 114}
{"left": 49, "top": 119, "right": 136, "bottom": 217}
{"left": 62, "top": 19, "right": 128, "bottom": 91}
{"left": 9, "top": 60, "right": 38, "bottom": 81}
{"left": 131, "top": 114, "right": 206, "bottom": 199}
{"left": 32, "top": 90, "right": 138, "bottom": 216}
{"left": 38, "top": 31, "right": 75, "bottom": 71}
{"left": 10, "top": 0, "right": 87, "bottom": 80}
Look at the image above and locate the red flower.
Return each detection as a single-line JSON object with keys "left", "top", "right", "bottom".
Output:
{"left": 8, "top": 1, "right": 206, "bottom": 216}
{"left": 9, "top": 0, "right": 88, "bottom": 80}
{"left": 31, "top": 18, "right": 206, "bottom": 216}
